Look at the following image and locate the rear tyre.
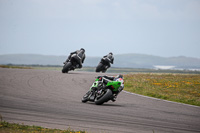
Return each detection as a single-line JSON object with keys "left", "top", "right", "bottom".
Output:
{"left": 96, "top": 63, "right": 103, "bottom": 72}
{"left": 62, "top": 62, "right": 72, "bottom": 73}
{"left": 94, "top": 89, "right": 112, "bottom": 105}
{"left": 102, "top": 69, "right": 107, "bottom": 73}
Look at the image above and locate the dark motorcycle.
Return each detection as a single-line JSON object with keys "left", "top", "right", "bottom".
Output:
{"left": 62, "top": 54, "right": 81, "bottom": 73}
{"left": 96, "top": 57, "right": 111, "bottom": 73}
{"left": 82, "top": 77, "right": 121, "bottom": 105}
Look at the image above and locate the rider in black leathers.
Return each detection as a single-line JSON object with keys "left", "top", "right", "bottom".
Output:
{"left": 102, "top": 52, "right": 114, "bottom": 69}
{"left": 64, "top": 48, "right": 86, "bottom": 68}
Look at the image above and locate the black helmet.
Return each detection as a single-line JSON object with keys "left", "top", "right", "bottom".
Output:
{"left": 80, "top": 48, "right": 85, "bottom": 52}
{"left": 116, "top": 74, "right": 123, "bottom": 79}
{"left": 109, "top": 52, "right": 113, "bottom": 55}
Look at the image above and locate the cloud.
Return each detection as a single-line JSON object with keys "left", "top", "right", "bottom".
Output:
{"left": 0, "top": 0, "right": 199, "bottom": 57}
{"left": 2, "top": 0, "right": 198, "bottom": 22}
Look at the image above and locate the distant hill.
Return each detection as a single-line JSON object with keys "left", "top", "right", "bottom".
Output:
{"left": 0, "top": 54, "right": 200, "bottom": 69}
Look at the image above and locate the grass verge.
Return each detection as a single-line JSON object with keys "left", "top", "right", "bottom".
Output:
{"left": 0, "top": 65, "right": 32, "bottom": 69}
{"left": 124, "top": 73, "right": 200, "bottom": 106}
{"left": 0, "top": 121, "right": 85, "bottom": 133}
{"left": 1, "top": 65, "right": 200, "bottom": 74}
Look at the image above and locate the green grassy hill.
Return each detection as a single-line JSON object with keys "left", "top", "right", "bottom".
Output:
{"left": 0, "top": 53, "right": 200, "bottom": 69}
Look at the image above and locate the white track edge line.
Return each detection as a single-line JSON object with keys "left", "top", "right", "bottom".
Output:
{"left": 122, "top": 90, "right": 200, "bottom": 108}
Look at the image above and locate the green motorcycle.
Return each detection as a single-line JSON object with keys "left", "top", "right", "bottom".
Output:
{"left": 82, "top": 77, "right": 121, "bottom": 105}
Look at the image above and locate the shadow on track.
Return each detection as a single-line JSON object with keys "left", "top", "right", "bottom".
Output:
{"left": 82, "top": 102, "right": 125, "bottom": 107}
{"left": 62, "top": 71, "right": 97, "bottom": 75}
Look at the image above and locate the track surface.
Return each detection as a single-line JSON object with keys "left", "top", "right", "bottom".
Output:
{"left": 0, "top": 68, "right": 200, "bottom": 133}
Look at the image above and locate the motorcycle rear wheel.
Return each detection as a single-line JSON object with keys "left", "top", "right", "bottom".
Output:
{"left": 94, "top": 89, "right": 112, "bottom": 105}
{"left": 62, "top": 62, "right": 72, "bottom": 73}
{"left": 96, "top": 63, "right": 104, "bottom": 72}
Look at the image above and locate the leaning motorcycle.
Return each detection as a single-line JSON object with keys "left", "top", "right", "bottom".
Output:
{"left": 82, "top": 77, "right": 121, "bottom": 105}
{"left": 62, "top": 54, "right": 81, "bottom": 73}
{"left": 96, "top": 57, "right": 111, "bottom": 73}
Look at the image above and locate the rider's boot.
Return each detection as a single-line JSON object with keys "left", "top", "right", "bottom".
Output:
{"left": 111, "top": 94, "right": 117, "bottom": 102}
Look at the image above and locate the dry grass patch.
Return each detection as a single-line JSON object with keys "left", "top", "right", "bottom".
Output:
{"left": 124, "top": 73, "right": 200, "bottom": 106}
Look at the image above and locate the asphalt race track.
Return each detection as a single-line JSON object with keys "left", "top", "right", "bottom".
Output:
{"left": 0, "top": 68, "right": 200, "bottom": 133}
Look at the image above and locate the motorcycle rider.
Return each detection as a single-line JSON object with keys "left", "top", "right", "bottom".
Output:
{"left": 101, "top": 52, "right": 114, "bottom": 69}
{"left": 92, "top": 74, "right": 124, "bottom": 102}
{"left": 64, "top": 48, "right": 86, "bottom": 69}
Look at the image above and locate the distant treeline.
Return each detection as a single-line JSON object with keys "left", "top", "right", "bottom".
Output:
{"left": 1, "top": 54, "right": 200, "bottom": 69}
{"left": 1, "top": 64, "right": 200, "bottom": 74}
{"left": 5, "top": 64, "right": 62, "bottom": 67}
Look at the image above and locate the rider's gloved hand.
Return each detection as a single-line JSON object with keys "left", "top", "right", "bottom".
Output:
{"left": 97, "top": 76, "right": 102, "bottom": 80}
{"left": 97, "top": 76, "right": 101, "bottom": 78}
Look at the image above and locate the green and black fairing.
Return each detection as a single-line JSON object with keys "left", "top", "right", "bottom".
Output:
{"left": 90, "top": 78, "right": 121, "bottom": 91}
{"left": 82, "top": 78, "right": 122, "bottom": 105}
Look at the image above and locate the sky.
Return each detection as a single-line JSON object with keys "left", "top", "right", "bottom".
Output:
{"left": 0, "top": 0, "right": 200, "bottom": 58}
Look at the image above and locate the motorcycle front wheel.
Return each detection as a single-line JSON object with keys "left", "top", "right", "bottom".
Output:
{"left": 82, "top": 94, "right": 88, "bottom": 103}
{"left": 81, "top": 91, "right": 91, "bottom": 103}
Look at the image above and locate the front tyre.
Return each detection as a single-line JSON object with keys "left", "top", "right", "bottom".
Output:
{"left": 81, "top": 91, "right": 91, "bottom": 103}
{"left": 82, "top": 95, "right": 88, "bottom": 103}
{"left": 62, "top": 62, "right": 72, "bottom": 73}
{"left": 94, "top": 89, "right": 112, "bottom": 105}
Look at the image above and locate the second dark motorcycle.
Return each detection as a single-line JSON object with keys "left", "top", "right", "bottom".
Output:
{"left": 96, "top": 57, "right": 111, "bottom": 73}
{"left": 62, "top": 54, "right": 81, "bottom": 73}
